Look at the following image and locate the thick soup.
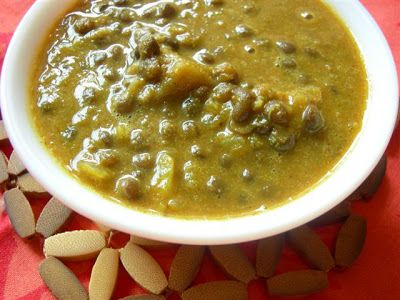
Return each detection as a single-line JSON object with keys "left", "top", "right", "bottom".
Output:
{"left": 31, "top": 0, "right": 367, "bottom": 218}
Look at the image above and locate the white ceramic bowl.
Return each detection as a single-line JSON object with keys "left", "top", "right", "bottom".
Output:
{"left": 1, "top": 0, "right": 398, "bottom": 245}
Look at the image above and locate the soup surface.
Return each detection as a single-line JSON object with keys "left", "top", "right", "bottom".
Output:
{"left": 31, "top": 0, "right": 367, "bottom": 218}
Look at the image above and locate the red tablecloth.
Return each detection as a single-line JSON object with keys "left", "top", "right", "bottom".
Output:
{"left": 0, "top": 1, "right": 399, "bottom": 299}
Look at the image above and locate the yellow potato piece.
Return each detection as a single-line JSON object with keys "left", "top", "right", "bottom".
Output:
{"left": 169, "top": 245, "right": 205, "bottom": 292}
{"left": 126, "top": 76, "right": 146, "bottom": 96}
{"left": 182, "top": 280, "right": 247, "bottom": 300}
{"left": 209, "top": 245, "right": 256, "bottom": 284}
{"left": 44, "top": 230, "right": 106, "bottom": 261}
{"left": 114, "top": 123, "right": 131, "bottom": 144}
{"left": 120, "top": 241, "right": 168, "bottom": 294}
{"left": 17, "top": 173, "right": 49, "bottom": 198}
{"left": 89, "top": 248, "right": 119, "bottom": 300}
{"left": 36, "top": 197, "right": 72, "bottom": 238}
{"left": 3, "top": 188, "right": 35, "bottom": 238}
{"left": 7, "top": 151, "right": 26, "bottom": 176}
{"left": 76, "top": 160, "right": 112, "bottom": 182}
{"left": 151, "top": 152, "right": 174, "bottom": 199}
{"left": 39, "top": 257, "right": 88, "bottom": 300}
{"left": 160, "top": 54, "right": 212, "bottom": 99}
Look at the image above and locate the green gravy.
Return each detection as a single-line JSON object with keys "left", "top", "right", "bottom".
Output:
{"left": 30, "top": 0, "right": 367, "bottom": 218}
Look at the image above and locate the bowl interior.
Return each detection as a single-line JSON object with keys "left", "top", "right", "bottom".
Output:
{"left": 1, "top": 0, "right": 398, "bottom": 245}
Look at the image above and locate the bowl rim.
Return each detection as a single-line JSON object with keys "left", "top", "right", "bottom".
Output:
{"left": 1, "top": 0, "right": 398, "bottom": 245}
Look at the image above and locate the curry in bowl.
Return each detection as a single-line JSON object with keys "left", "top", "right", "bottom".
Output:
{"left": 30, "top": 0, "right": 367, "bottom": 218}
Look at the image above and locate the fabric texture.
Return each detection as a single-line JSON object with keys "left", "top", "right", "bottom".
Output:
{"left": 0, "top": 1, "right": 399, "bottom": 299}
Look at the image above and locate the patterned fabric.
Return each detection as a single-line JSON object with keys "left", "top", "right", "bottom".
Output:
{"left": 0, "top": 1, "right": 399, "bottom": 299}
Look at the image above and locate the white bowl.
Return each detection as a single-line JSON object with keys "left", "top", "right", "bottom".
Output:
{"left": 1, "top": 0, "right": 398, "bottom": 245}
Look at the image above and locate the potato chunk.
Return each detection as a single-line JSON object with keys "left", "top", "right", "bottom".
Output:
{"left": 151, "top": 152, "right": 175, "bottom": 199}
{"left": 159, "top": 54, "right": 213, "bottom": 99}
{"left": 76, "top": 160, "right": 112, "bottom": 181}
